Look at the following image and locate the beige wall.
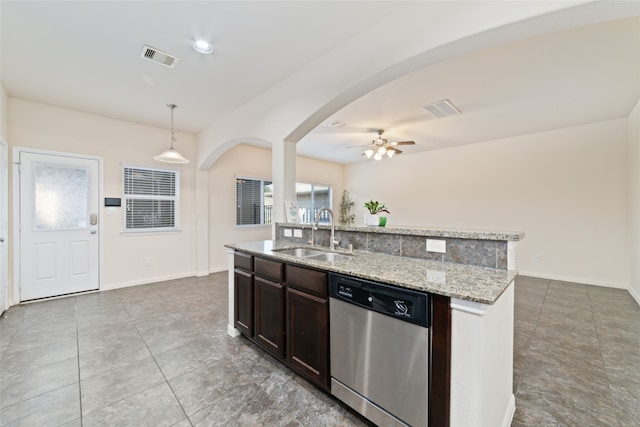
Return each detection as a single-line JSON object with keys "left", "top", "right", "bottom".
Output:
{"left": 346, "top": 118, "right": 629, "bottom": 288}
{"left": 6, "top": 96, "right": 634, "bottom": 294}
{"left": 8, "top": 98, "right": 198, "bottom": 291}
{"left": 628, "top": 100, "right": 640, "bottom": 302}
{"left": 207, "top": 144, "right": 344, "bottom": 272}
{"left": 1, "top": 85, "right": 7, "bottom": 142}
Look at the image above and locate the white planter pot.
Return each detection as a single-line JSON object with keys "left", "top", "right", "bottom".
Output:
{"left": 364, "top": 213, "right": 379, "bottom": 226}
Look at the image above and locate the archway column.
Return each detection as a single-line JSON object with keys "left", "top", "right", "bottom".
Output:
{"left": 271, "top": 140, "right": 297, "bottom": 237}
{"left": 195, "top": 169, "right": 210, "bottom": 276}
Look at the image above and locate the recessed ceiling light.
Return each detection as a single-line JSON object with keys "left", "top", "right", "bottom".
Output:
{"left": 193, "top": 40, "right": 213, "bottom": 54}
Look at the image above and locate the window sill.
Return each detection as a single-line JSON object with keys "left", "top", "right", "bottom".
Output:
{"left": 235, "top": 225, "right": 272, "bottom": 230}
{"left": 121, "top": 229, "right": 183, "bottom": 236}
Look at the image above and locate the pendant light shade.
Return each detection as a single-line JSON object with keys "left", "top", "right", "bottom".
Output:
{"left": 154, "top": 104, "right": 189, "bottom": 164}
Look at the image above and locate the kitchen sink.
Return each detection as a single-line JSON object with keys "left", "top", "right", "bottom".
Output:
{"left": 273, "top": 247, "right": 352, "bottom": 262}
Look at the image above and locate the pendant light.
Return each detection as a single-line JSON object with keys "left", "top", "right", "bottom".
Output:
{"left": 154, "top": 103, "right": 189, "bottom": 164}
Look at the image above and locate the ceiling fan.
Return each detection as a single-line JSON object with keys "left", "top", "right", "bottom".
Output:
{"left": 358, "top": 130, "right": 415, "bottom": 160}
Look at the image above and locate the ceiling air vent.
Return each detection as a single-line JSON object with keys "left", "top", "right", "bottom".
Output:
{"left": 140, "top": 45, "right": 179, "bottom": 68}
{"left": 422, "top": 99, "right": 461, "bottom": 119}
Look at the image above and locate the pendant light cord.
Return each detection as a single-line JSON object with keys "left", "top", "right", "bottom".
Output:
{"left": 168, "top": 103, "right": 177, "bottom": 148}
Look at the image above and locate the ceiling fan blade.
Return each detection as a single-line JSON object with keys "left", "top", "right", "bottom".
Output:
{"left": 390, "top": 140, "right": 415, "bottom": 146}
{"left": 347, "top": 143, "right": 373, "bottom": 148}
{"left": 388, "top": 147, "right": 403, "bottom": 154}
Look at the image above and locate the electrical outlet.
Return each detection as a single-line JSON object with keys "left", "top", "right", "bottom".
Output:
{"left": 534, "top": 254, "right": 542, "bottom": 262}
{"left": 426, "top": 239, "right": 446, "bottom": 253}
{"left": 293, "top": 229, "right": 302, "bottom": 238}
{"left": 284, "top": 229, "right": 293, "bottom": 237}
{"left": 143, "top": 257, "right": 152, "bottom": 267}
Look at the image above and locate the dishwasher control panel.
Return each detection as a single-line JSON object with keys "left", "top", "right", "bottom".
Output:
{"left": 329, "top": 273, "right": 430, "bottom": 327}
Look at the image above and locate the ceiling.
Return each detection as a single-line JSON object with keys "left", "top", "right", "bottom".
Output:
{"left": 299, "top": 15, "right": 640, "bottom": 163}
{"left": 2, "top": 1, "right": 639, "bottom": 165}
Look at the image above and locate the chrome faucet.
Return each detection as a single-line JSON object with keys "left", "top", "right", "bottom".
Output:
{"left": 313, "top": 207, "right": 339, "bottom": 250}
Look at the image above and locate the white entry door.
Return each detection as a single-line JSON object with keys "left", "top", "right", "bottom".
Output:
{"left": 19, "top": 151, "right": 100, "bottom": 301}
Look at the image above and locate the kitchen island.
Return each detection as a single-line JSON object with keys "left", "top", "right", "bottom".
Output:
{"left": 226, "top": 224, "right": 523, "bottom": 427}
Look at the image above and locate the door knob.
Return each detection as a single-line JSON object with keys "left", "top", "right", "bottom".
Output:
{"left": 90, "top": 230, "right": 97, "bottom": 235}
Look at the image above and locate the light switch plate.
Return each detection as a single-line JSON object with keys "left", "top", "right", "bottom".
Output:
{"left": 426, "top": 239, "right": 446, "bottom": 253}
{"left": 284, "top": 229, "right": 293, "bottom": 237}
{"left": 293, "top": 229, "right": 303, "bottom": 238}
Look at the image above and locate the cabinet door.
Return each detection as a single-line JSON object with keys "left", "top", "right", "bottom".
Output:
{"left": 234, "top": 269, "right": 254, "bottom": 337}
{"left": 254, "top": 276, "right": 285, "bottom": 359}
{"left": 287, "top": 287, "right": 329, "bottom": 390}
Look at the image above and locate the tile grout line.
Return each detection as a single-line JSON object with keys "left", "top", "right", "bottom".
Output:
{"left": 513, "top": 279, "right": 549, "bottom": 396}
{"left": 74, "top": 299, "right": 85, "bottom": 427}
{"left": 129, "top": 287, "right": 194, "bottom": 427}
{"left": 586, "top": 287, "right": 622, "bottom": 427}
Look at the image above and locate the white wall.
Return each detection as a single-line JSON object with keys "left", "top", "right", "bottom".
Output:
{"left": 8, "top": 98, "right": 198, "bottom": 290}
{"left": 207, "top": 144, "right": 344, "bottom": 272}
{"left": 346, "top": 119, "right": 629, "bottom": 288}
{"left": 628, "top": 100, "right": 640, "bottom": 302}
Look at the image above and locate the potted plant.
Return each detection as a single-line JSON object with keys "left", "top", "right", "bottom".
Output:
{"left": 339, "top": 190, "right": 355, "bottom": 225}
{"left": 364, "top": 200, "right": 390, "bottom": 227}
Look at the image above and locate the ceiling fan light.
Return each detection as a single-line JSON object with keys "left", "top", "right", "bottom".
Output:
{"left": 377, "top": 146, "right": 387, "bottom": 155}
{"left": 387, "top": 150, "right": 395, "bottom": 158}
{"left": 374, "top": 153, "right": 382, "bottom": 161}
{"left": 364, "top": 149, "right": 374, "bottom": 158}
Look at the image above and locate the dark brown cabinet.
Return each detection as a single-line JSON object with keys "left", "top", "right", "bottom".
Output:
{"left": 287, "top": 287, "right": 329, "bottom": 389}
{"left": 233, "top": 251, "right": 329, "bottom": 390}
{"left": 254, "top": 276, "right": 285, "bottom": 359}
{"left": 234, "top": 269, "right": 253, "bottom": 337}
{"left": 286, "top": 264, "right": 329, "bottom": 389}
{"left": 234, "top": 253, "right": 254, "bottom": 337}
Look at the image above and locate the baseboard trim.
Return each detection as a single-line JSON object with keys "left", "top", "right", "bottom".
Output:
{"left": 629, "top": 286, "right": 640, "bottom": 306}
{"left": 517, "top": 271, "right": 626, "bottom": 289}
{"left": 227, "top": 324, "right": 241, "bottom": 337}
{"left": 101, "top": 272, "right": 196, "bottom": 291}
{"left": 502, "top": 394, "right": 516, "bottom": 427}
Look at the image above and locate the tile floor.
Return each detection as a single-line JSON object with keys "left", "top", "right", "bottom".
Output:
{"left": 0, "top": 273, "right": 638, "bottom": 426}
{"left": 511, "top": 276, "right": 639, "bottom": 426}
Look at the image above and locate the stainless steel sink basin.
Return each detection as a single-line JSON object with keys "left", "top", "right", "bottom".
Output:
{"left": 273, "top": 247, "right": 352, "bottom": 262}
{"left": 304, "top": 252, "right": 352, "bottom": 262}
{"left": 274, "top": 248, "right": 329, "bottom": 257}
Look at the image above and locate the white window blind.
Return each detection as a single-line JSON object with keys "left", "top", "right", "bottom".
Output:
{"left": 123, "top": 166, "right": 179, "bottom": 231}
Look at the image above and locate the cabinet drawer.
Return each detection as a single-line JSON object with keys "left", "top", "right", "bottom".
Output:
{"left": 255, "top": 257, "right": 285, "bottom": 282}
{"left": 287, "top": 265, "right": 327, "bottom": 297}
{"left": 234, "top": 252, "right": 253, "bottom": 272}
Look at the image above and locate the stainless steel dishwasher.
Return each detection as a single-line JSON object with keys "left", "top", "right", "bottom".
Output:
{"left": 329, "top": 273, "right": 430, "bottom": 427}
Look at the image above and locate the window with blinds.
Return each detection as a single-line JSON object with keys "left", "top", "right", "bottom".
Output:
{"left": 236, "top": 178, "right": 272, "bottom": 226}
{"left": 123, "top": 166, "right": 179, "bottom": 231}
{"left": 236, "top": 178, "right": 331, "bottom": 226}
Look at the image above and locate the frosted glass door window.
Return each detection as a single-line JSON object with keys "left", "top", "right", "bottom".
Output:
{"left": 34, "top": 164, "right": 89, "bottom": 230}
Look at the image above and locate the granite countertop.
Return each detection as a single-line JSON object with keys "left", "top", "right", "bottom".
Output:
{"left": 226, "top": 240, "right": 518, "bottom": 305}
{"left": 275, "top": 222, "right": 524, "bottom": 241}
